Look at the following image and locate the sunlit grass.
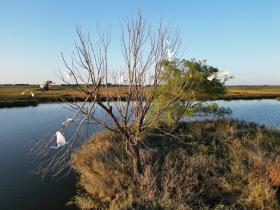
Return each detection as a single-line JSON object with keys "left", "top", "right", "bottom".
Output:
{"left": 225, "top": 86, "right": 280, "bottom": 98}
{"left": 1, "top": 85, "right": 280, "bottom": 107}
{"left": 71, "top": 119, "right": 280, "bottom": 209}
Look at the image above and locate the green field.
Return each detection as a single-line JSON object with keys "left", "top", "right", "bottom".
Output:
{"left": 1, "top": 85, "right": 280, "bottom": 108}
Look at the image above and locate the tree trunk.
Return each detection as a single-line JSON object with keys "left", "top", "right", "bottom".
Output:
{"left": 128, "top": 143, "right": 143, "bottom": 181}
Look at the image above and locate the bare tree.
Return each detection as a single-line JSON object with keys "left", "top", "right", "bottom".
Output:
{"left": 33, "top": 13, "right": 183, "bottom": 181}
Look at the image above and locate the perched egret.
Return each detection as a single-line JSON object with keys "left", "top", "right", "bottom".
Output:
{"left": 40, "top": 81, "right": 52, "bottom": 91}
{"left": 50, "top": 131, "right": 67, "bottom": 149}
{"left": 61, "top": 118, "right": 73, "bottom": 125}
{"left": 167, "top": 49, "right": 174, "bottom": 62}
{"left": 21, "top": 90, "right": 35, "bottom": 98}
{"left": 165, "top": 39, "right": 174, "bottom": 62}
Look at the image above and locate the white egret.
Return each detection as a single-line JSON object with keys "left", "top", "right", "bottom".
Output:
{"left": 218, "top": 70, "right": 230, "bottom": 76}
{"left": 61, "top": 118, "right": 73, "bottom": 125}
{"left": 64, "top": 71, "right": 74, "bottom": 80}
{"left": 165, "top": 39, "right": 174, "bottom": 62}
{"left": 165, "top": 39, "right": 170, "bottom": 45}
{"left": 207, "top": 70, "right": 231, "bottom": 81}
{"left": 118, "top": 74, "right": 127, "bottom": 85}
{"left": 207, "top": 74, "right": 216, "bottom": 81}
{"left": 50, "top": 131, "right": 67, "bottom": 149}
{"left": 40, "top": 81, "right": 52, "bottom": 91}
{"left": 167, "top": 49, "right": 174, "bottom": 62}
{"left": 21, "top": 90, "right": 35, "bottom": 98}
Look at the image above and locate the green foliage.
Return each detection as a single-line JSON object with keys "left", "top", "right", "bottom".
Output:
{"left": 159, "top": 58, "right": 226, "bottom": 99}
{"left": 71, "top": 120, "right": 280, "bottom": 209}
{"left": 150, "top": 59, "right": 230, "bottom": 127}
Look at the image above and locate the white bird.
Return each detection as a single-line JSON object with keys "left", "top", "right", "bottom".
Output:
{"left": 167, "top": 49, "right": 174, "bottom": 62}
{"left": 207, "top": 70, "right": 231, "bottom": 81}
{"left": 21, "top": 90, "right": 35, "bottom": 98}
{"left": 65, "top": 71, "right": 74, "bottom": 80}
{"left": 165, "top": 39, "right": 174, "bottom": 62}
{"left": 61, "top": 118, "right": 73, "bottom": 125}
{"left": 50, "top": 131, "right": 67, "bottom": 149}
{"left": 218, "top": 70, "right": 230, "bottom": 76}
{"left": 118, "top": 74, "right": 127, "bottom": 85}
{"left": 207, "top": 74, "right": 216, "bottom": 81}
{"left": 165, "top": 39, "right": 170, "bottom": 45}
{"left": 40, "top": 81, "right": 52, "bottom": 91}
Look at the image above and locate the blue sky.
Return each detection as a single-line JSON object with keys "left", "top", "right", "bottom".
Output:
{"left": 0, "top": 0, "right": 279, "bottom": 85}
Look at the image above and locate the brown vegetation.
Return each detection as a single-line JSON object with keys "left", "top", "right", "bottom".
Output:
{"left": 71, "top": 119, "right": 280, "bottom": 209}
{"left": 224, "top": 86, "right": 280, "bottom": 100}
{"left": 0, "top": 85, "right": 129, "bottom": 107}
{"left": 2, "top": 85, "right": 280, "bottom": 108}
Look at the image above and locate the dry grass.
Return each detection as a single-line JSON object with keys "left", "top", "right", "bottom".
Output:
{"left": 1, "top": 85, "right": 280, "bottom": 108}
{"left": 225, "top": 86, "right": 280, "bottom": 99}
{"left": 70, "top": 119, "right": 280, "bottom": 209}
{"left": 0, "top": 85, "right": 128, "bottom": 107}
{"left": 0, "top": 85, "right": 128, "bottom": 99}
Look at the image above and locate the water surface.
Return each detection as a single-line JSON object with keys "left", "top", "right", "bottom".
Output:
{"left": 0, "top": 99, "right": 280, "bottom": 210}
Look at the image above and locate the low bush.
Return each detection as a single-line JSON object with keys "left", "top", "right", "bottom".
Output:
{"left": 71, "top": 119, "right": 280, "bottom": 209}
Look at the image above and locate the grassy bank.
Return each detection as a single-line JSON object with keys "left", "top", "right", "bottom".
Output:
{"left": 0, "top": 85, "right": 127, "bottom": 108}
{"left": 71, "top": 119, "right": 280, "bottom": 210}
{"left": 223, "top": 86, "right": 280, "bottom": 100}
{"left": 1, "top": 85, "right": 280, "bottom": 108}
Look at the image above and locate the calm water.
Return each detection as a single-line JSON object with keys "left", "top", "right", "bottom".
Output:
{"left": 0, "top": 99, "right": 280, "bottom": 210}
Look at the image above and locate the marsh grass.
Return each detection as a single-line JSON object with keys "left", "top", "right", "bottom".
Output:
{"left": 0, "top": 85, "right": 128, "bottom": 107}
{"left": 1, "top": 85, "right": 280, "bottom": 108}
{"left": 70, "top": 119, "right": 280, "bottom": 209}
{"left": 224, "top": 86, "right": 280, "bottom": 100}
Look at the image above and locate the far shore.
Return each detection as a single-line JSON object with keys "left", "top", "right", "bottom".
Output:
{"left": 1, "top": 85, "right": 280, "bottom": 108}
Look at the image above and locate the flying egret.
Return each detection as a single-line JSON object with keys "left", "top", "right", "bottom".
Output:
{"left": 21, "top": 90, "right": 35, "bottom": 98}
{"left": 218, "top": 70, "right": 230, "bottom": 76}
{"left": 61, "top": 118, "right": 73, "bottom": 125}
{"left": 165, "top": 39, "right": 170, "bottom": 45}
{"left": 64, "top": 71, "right": 74, "bottom": 80}
{"left": 207, "top": 70, "right": 231, "bottom": 81}
{"left": 40, "top": 81, "right": 52, "bottom": 91}
{"left": 50, "top": 131, "right": 67, "bottom": 149}
{"left": 207, "top": 74, "right": 216, "bottom": 81}
{"left": 118, "top": 74, "right": 127, "bottom": 85}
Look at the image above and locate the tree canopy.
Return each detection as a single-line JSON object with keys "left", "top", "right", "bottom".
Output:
{"left": 151, "top": 58, "right": 232, "bottom": 129}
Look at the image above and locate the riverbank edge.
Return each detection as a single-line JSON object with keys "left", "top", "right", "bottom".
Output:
{"left": 1, "top": 94, "right": 280, "bottom": 108}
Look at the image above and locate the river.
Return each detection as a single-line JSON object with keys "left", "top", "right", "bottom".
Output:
{"left": 0, "top": 99, "right": 280, "bottom": 210}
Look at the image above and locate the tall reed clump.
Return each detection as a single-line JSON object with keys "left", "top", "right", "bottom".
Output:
{"left": 71, "top": 119, "right": 280, "bottom": 210}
